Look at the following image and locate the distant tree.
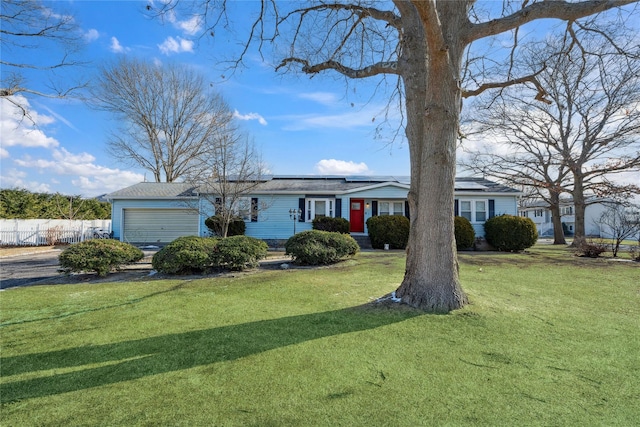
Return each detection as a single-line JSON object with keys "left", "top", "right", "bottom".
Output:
{"left": 153, "top": 0, "right": 639, "bottom": 312}
{"left": 463, "top": 32, "right": 640, "bottom": 247}
{"left": 595, "top": 203, "right": 640, "bottom": 257}
{"left": 0, "top": 188, "right": 110, "bottom": 219}
{"left": 189, "top": 127, "right": 268, "bottom": 238}
{"left": 0, "top": 0, "right": 86, "bottom": 120}
{"left": 91, "top": 58, "right": 234, "bottom": 182}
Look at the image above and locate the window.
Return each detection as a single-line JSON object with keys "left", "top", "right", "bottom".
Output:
{"left": 534, "top": 209, "right": 544, "bottom": 217}
{"left": 237, "top": 198, "right": 252, "bottom": 222}
{"left": 215, "top": 197, "right": 257, "bottom": 222}
{"left": 458, "top": 200, "right": 488, "bottom": 223}
{"left": 460, "top": 201, "right": 472, "bottom": 221}
{"left": 306, "top": 198, "right": 334, "bottom": 221}
{"left": 378, "top": 200, "right": 404, "bottom": 216}
{"left": 561, "top": 206, "right": 573, "bottom": 215}
{"left": 475, "top": 201, "right": 486, "bottom": 222}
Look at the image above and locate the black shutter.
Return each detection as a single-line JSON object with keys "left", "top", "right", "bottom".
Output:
{"left": 215, "top": 197, "right": 222, "bottom": 214}
{"left": 488, "top": 199, "right": 495, "bottom": 219}
{"left": 335, "top": 199, "right": 342, "bottom": 218}
{"left": 371, "top": 200, "right": 378, "bottom": 216}
{"left": 298, "top": 198, "right": 306, "bottom": 222}
{"left": 251, "top": 198, "right": 258, "bottom": 222}
{"left": 454, "top": 199, "right": 459, "bottom": 216}
{"left": 405, "top": 200, "right": 410, "bottom": 220}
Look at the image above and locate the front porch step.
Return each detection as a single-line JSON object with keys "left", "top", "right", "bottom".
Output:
{"left": 351, "top": 234, "right": 372, "bottom": 250}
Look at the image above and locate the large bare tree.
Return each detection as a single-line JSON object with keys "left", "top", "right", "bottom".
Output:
{"left": 1, "top": 0, "right": 86, "bottom": 119}
{"left": 152, "top": 0, "right": 638, "bottom": 312}
{"left": 91, "top": 57, "right": 234, "bottom": 182}
{"left": 463, "top": 31, "right": 640, "bottom": 246}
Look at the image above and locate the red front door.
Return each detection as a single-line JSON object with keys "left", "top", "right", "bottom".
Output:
{"left": 350, "top": 198, "right": 365, "bottom": 232}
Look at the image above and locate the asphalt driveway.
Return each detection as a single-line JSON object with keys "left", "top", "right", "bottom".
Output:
{"left": 0, "top": 249, "right": 64, "bottom": 290}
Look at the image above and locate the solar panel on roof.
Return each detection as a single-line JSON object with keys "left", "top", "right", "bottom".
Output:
{"left": 455, "top": 181, "right": 488, "bottom": 190}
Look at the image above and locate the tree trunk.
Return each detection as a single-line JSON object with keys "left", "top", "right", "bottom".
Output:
{"left": 549, "top": 192, "right": 566, "bottom": 245}
{"left": 570, "top": 177, "right": 587, "bottom": 247}
{"left": 394, "top": 3, "right": 468, "bottom": 312}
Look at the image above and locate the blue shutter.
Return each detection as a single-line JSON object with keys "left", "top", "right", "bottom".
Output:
{"left": 454, "top": 199, "right": 459, "bottom": 216}
{"left": 371, "top": 201, "right": 378, "bottom": 216}
{"left": 335, "top": 199, "right": 342, "bottom": 218}
{"left": 215, "top": 197, "right": 222, "bottom": 215}
{"left": 298, "top": 198, "right": 305, "bottom": 222}
{"left": 488, "top": 199, "right": 495, "bottom": 219}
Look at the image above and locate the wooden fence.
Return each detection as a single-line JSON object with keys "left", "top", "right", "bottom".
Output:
{"left": 0, "top": 219, "right": 112, "bottom": 247}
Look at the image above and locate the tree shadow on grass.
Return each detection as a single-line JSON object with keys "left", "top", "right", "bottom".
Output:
{"left": 1, "top": 304, "right": 422, "bottom": 404}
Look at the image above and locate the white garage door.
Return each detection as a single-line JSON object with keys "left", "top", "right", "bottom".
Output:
{"left": 123, "top": 209, "right": 199, "bottom": 243}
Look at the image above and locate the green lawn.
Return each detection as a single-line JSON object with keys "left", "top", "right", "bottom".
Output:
{"left": 1, "top": 247, "right": 639, "bottom": 426}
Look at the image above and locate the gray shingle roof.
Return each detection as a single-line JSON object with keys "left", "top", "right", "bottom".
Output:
{"left": 106, "top": 176, "right": 520, "bottom": 199}
{"left": 105, "top": 182, "right": 198, "bottom": 199}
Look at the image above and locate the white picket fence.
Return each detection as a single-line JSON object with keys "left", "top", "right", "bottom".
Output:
{"left": 0, "top": 219, "right": 112, "bottom": 247}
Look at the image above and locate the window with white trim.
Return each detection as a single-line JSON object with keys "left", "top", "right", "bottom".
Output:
{"left": 378, "top": 200, "right": 404, "bottom": 216}
{"left": 237, "top": 197, "right": 252, "bottom": 221}
{"left": 459, "top": 199, "right": 489, "bottom": 223}
{"left": 306, "top": 198, "right": 334, "bottom": 221}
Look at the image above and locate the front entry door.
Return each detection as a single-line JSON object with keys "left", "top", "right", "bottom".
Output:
{"left": 350, "top": 198, "right": 365, "bottom": 233}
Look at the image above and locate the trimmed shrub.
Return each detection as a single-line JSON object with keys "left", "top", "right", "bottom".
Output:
{"left": 212, "top": 235, "right": 268, "bottom": 270}
{"left": 576, "top": 241, "right": 607, "bottom": 258}
{"left": 484, "top": 215, "right": 538, "bottom": 252}
{"left": 204, "top": 215, "right": 246, "bottom": 237}
{"left": 312, "top": 216, "right": 350, "bottom": 234}
{"left": 366, "top": 215, "right": 410, "bottom": 249}
{"left": 454, "top": 216, "right": 476, "bottom": 250}
{"left": 152, "top": 236, "right": 218, "bottom": 274}
{"left": 59, "top": 239, "right": 144, "bottom": 276}
{"left": 285, "top": 230, "right": 359, "bottom": 265}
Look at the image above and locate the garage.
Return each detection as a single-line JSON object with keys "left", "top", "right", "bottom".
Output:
{"left": 123, "top": 209, "right": 199, "bottom": 244}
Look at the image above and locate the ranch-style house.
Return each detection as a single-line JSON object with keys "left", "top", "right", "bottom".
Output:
{"left": 106, "top": 175, "right": 521, "bottom": 246}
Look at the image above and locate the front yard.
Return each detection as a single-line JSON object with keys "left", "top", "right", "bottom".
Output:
{"left": 1, "top": 247, "right": 638, "bottom": 426}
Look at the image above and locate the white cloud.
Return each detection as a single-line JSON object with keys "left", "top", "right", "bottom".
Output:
{"left": 158, "top": 36, "right": 194, "bottom": 55}
{"left": 280, "top": 104, "right": 390, "bottom": 131}
{"left": 109, "top": 36, "right": 129, "bottom": 53}
{"left": 176, "top": 16, "right": 202, "bottom": 35}
{"left": 14, "top": 148, "right": 145, "bottom": 194}
{"left": 163, "top": 9, "right": 202, "bottom": 35}
{"left": 233, "top": 110, "right": 268, "bottom": 126}
{"left": 0, "top": 147, "right": 9, "bottom": 159}
{"left": 84, "top": 28, "right": 99, "bottom": 42}
{"left": 315, "top": 159, "right": 371, "bottom": 175}
{"left": 0, "top": 169, "right": 51, "bottom": 193}
{"left": 0, "top": 96, "right": 59, "bottom": 149}
{"left": 298, "top": 92, "right": 339, "bottom": 106}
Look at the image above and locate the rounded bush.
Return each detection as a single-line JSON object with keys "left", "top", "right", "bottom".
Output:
{"left": 366, "top": 215, "right": 410, "bottom": 249}
{"left": 285, "top": 230, "right": 359, "bottom": 265}
{"left": 312, "top": 217, "right": 350, "bottom": 234}
{"left": 484, "top": 215, "right": 538, "bottom": 252}
{"left": 152, "top": 236, "right": 218, "bottom": 274}
{"left": 212, "top": 235, "right": 268, "bottom": 270}
{"left": 454, "top": 216, "right": 476, "bottom": 250}
{"left": 204, "top": 215, "right": 246, "bottom": 237}
{"left": 59, "top": 239, "right": 144, "bottom": 276}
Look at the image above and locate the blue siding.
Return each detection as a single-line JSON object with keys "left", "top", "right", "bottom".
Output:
{"left": 111, "top": 186, "right": 520, "bottom": 242}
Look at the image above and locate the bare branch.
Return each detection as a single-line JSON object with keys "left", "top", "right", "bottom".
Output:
{"left": 465, "top": 0, "right": 637, "bottom": 43}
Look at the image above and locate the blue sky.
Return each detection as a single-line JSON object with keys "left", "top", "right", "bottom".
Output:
{"left": 1, "top": 1, "right": 637, "bottom": 198}
{"left": 1, "top": 1, "right": 409, "bottom": 197}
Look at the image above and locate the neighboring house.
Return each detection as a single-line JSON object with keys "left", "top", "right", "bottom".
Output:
{"left": 519, "top": 197, "right": 610, "bottom": 237}
{"left": 106, "top": 176, "right": 521, "bottom": 245}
